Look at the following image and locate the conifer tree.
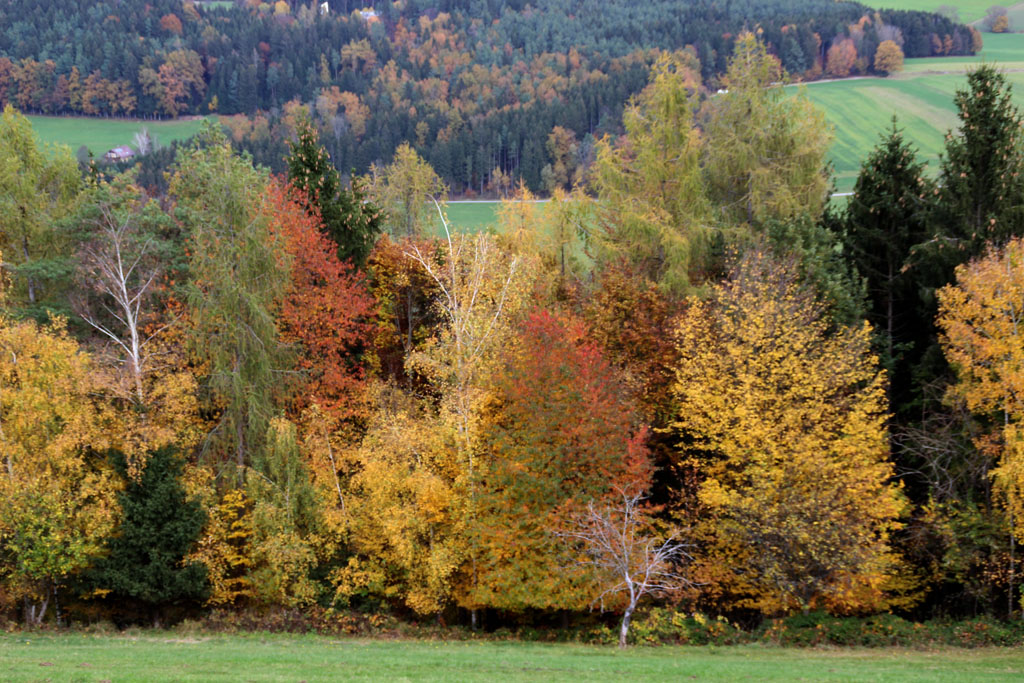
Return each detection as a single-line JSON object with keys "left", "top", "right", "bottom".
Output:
{"left": 86, "top": 447, "right": 208, "bottom": 626}
{"left": 937, "top": 65, "right": 1024, "bottom": 253}
{"left": 845, "top": 119, "right": 933, "bottom": 375}
{"left": 591, "top": 52, "right": 710, "bottom": 294}
{"left": 702, "top": 33, "right": 832, "bottom": 228}
{"left": 286, "top": 117, "right": 382, "bottom": 267}
{"left": 170, "top": 123, "right": 290, "bottom": 476}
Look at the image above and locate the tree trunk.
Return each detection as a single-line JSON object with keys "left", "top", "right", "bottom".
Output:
{"left": 53, "top": 583, "right": 62, "bottom": 628}
{"left": 24, "top": 593, "right": 49, "bottom": 628}
{"left": 619, "top": 604, "right": 634, "bottom": 648}
{"left": 1010, "top": 511, "right": 1017, "bottom": 619}
{"left": 22, "top": 236, "right": 35, "bottom": 304}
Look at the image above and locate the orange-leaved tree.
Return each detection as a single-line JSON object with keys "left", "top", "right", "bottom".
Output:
{"left": 269, "top": 179, "right": 375, "bottom": 426}
{"left": 470, "top": 309, "right": 652, "bottom": 611}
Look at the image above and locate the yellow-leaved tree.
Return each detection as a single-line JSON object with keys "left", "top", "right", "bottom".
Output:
{"left": 0, "top": 314, "right": 117, "bottom": 625}
{"left": 672, "top": 249, "right": 902, "bottom": 614}
{"left": 335, "top": 383, "right": 462, "bottom": 615}
{"left": 338, "top": 227, "right": 534, "bottom": 620}
{"left": 937, "top": 237, "right": 1024, "bottom": 542}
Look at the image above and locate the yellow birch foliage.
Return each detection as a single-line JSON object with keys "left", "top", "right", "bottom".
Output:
{"left": 336, "top": 382, "right": 464, "bottom": 615}
{"left": 672, "top": 250, "right": 902, "bottom": 614}
{"left": 938, "top": 237, "right": 1024, "bottom": 534}
{"left": 186, "top": 486, "right": 255, "bottom": 607}
{"left": 405, "top": 229, "right": 536, "bottom": 474}
{"left": 0, "top": 316, "right": 117, "bottom": 615}
{"left": 340, "top": 232, "right": 534, "bottom": 614}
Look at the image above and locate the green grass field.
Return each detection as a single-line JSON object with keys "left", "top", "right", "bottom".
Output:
{"left": 864, "top": 0, "right": 996, "bottom": 23}
{"left": 0, "top": 633, "right": 1022, "bottom": 681}
{"left": 442, "top": 202, "right": 503, "bottom": 232}
{"left": 26, "top": 115, "right": 208, "bottom": 158}
{"left": 801, "top": 33, "right": 1024, "bottom": 193}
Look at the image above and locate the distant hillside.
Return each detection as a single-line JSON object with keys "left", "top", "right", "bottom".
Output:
{"left": 0, "top": 0, "right": 980, "bottom": 191}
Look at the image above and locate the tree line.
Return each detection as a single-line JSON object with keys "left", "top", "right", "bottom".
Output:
{"left": 2, "top": 34, "right": 1023, "bottom": 636}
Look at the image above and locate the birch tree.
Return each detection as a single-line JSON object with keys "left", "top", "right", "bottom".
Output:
{"left": 561, "top": 487, "right": 692, "bottom": 647}
{"left": 72, "top": 175, "right": 176, "bottom": 405}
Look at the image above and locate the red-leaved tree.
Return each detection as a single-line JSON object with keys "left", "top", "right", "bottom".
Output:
{"left": 468, "top": 309, "right": 652, "bottom": 612}
{"left": 265, "top": 180, "right": 376, "bottom": 425}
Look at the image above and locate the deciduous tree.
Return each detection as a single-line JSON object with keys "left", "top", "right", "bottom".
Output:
{"left": 702, "top": 33, "right": 832, "bottom": 227}
{"left": 471, "top": 310, "right": 652, "bottom": 611}
{"left": 370, "top": 143, "right": 447, "bottom": 238}
{"left": 0, "top": 105, "right": 80, "bottom": 311}
{"left": 938, "top": 237, "right": 1024, "bottom": 542}
{"left": 874, "top": 41, "right": 905, "bottom": 74}
{"left": 170, "top": 124, "right": 290, "bottom": 477}
{"left": 560, "top": 487, "right": 692, "bottom": 647}
{"left": 672, "top": 249, "right": 901, "bottom": 614}
{"left": 0, "top": 316, "right": 117, "bottom": 625}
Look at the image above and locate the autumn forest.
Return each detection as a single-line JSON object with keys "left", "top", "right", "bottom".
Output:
{"left": 1, "top": 2, "right": 1024, "bottom": 646}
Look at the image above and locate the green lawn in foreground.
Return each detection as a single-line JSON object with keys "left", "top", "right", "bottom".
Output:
{"left": 26, "top": 115, "right": 208, "bottom": 157}
{"left": 0, "top": 633, "right": 1022, "bottom": 681}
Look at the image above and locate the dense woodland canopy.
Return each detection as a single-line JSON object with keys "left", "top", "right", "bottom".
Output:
{"left": 0, "top": 0, "right": 979, "bottom": 191}
{"left": 3, "top": 29, "right": 1024, "bottom": 637}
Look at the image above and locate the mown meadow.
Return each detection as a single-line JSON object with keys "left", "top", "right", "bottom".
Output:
{"left": 1, "top": 632, "right": 1023, "bottom": 682}
{"left": 800, "top": 33, "right": 1024, "bottom": 192}
{"left": 24, "top": 114, "right": 207, "bottom": 158}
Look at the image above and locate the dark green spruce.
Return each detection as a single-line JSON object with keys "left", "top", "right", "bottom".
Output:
{"left": 286, "top": 117, "right": 382, "bottom": 267}
{"left": 86, "top": 447, "right": 208, "bottom": 626}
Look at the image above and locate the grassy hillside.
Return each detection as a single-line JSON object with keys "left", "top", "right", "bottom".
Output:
{"left": 22, "top": 32, "right": 1024, "bottom": 208}
{"left": 26, "top": 115, "right": 208, "bottom": 158}
{"left": 802, "top": 33, "right": 1024, "bottom": 193}
{"left": 442, "top": 202, "right": 504, "bottom": 233}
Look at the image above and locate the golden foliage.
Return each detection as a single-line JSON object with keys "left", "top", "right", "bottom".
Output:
{"left": 672, "top": 250, "right": 902, "bottom": 614}
{"left": 874, "top": 40, "right": 904, "bottom": 75}
{"left": 0, "top": 316, "right": 117, "bottom": 617}
{"left": 336, "top": 383, "right": 465, "bottom": 615}
{"left": 938, "top": 237, "right": 1024, "bottom": 535}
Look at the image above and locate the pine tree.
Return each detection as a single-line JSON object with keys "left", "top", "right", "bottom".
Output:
{"left": 937, "top": 64, "right": 1024, "bottom": 252}
{"left": 286, "top": 116, "right": 382, "bottom": 266}
{"left": 845, "top": 118, "right": 933, "bottom": 381}
{"left": 87, "top": 447, "right": 208, "bottom": 626}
